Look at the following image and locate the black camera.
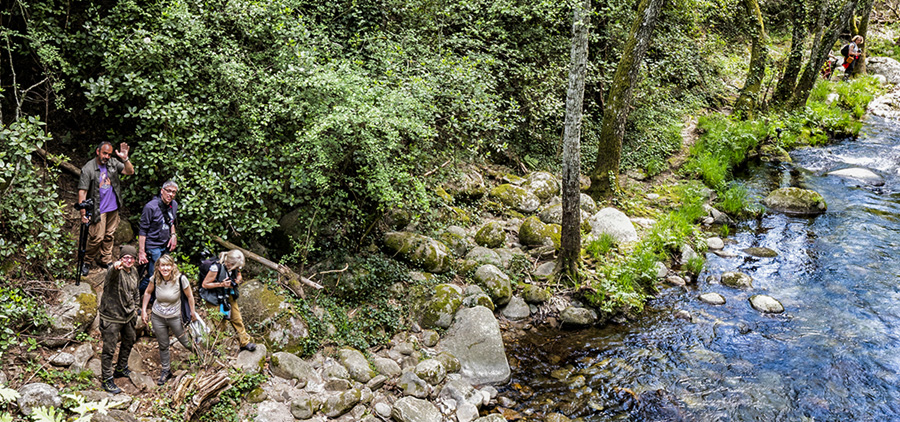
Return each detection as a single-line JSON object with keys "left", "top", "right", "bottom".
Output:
{"left": 74, "top": 198, "right": 94, "bottom": 211}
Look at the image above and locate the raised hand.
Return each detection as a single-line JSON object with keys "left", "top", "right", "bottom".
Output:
{"left": 117, "top": 142, "right": 130, "bottom": 161}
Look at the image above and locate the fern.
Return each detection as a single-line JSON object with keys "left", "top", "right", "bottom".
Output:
{"left": 0, "top": 413, "right": 12, "bottom": 422}
{"left": 0, "top": 387, "right": 19, "bottom": 404}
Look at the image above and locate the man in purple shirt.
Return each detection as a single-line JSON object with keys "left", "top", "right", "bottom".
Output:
{"left": 138, "top": 180, "right": 179, "bottom": 293}
{"left": 78, "top": 142, "right": 135, "bottom": 275}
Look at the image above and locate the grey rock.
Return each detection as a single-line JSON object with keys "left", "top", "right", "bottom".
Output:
{"left": 763, "top": 187, "right": 827, "bottom": 215}
{"left": 290, "top": 392, "right": 321, "bottom": 420}
{"left": 559, "top": 306, "right": 597, "bottom": 326}
{"left": 473, "top": 415, "right": 506, "bottom": 422}
{"left": 522, "top": 284, "right": 551, "bottom": 304}
{"left": 17, "top": 383, "right": 62, "bottom": 415}
{"left": 457, "top": 402, "right": 480, "bottom": 422}
{"left": 49, "top": 352, "right": 76, "bottom": 367}
{"left": 749, "top": 295, "right": 784, "bottom": 313}
{"left": 681, "top": 244, "right": 699, "bottom": 264}
{"left": 323, "top": 360, "right": 351, "bottom": 380}
{"left": 501, "top": 296, "right": 531, "bottom": 321}
{"left": 375, "top": 401, "right": 393, "bottom": 418}
{"left": 421, "top": 330, "right": 440, "bottom": 348}
{"left": 325, "top": 378, "right": 352, "bottom": 391}
{"left": 422, "top": 284, "right": 463, "bottom": 329}
{"left": 474, "top": 265, "right": 512, "bottom": 307}
{"left": 461, "top": 293, "right": 494, "bottom": 311}
{"left": 475, "top": 222, "right": 506, "bottom": 248}
{"left": 438, "top": 306, "right": 510, "bottom": 385}
{"left": 254, "top": 400, "right": 294, "bottom": 422}
{"left": 655, "top": 262, "right": 668, "bottom": 279}
{"left": 398, "top": 371, "right": 430, "bottom": 398}
{"left": 489, "top": 184, "right": 541, "bottom": 213}
{"left": 338, "top": 348, "right": 376, "bottom": 383}
{"left": 534, "top": 261, "right": 556, "bottom": 280}
{"left": 666, "top": 276, "right": 686, "bottom": 287}
{"left": 439, "top": 379, "right": 482, "bottom": 409}
{"left": 89, "top": 409, "right": 138, "bottom": 422}
{"left": 464, "top": 285, "right": 485, "bottom": 297}
{"left": 415, "top": 359, "right": 447, "bottom": 385}
{"left": 828, "top": 168, "right": 885, "bottom": 186}
{"left": 867, "top": 56, "right": 900, "bottom": 84}
{"left": 373, "top": 357, "right": 402, "bottom": 377}
{"left": 587, "top": 207, "right": 638, "bottom": 244}
{"left": 383, "top": 231, "right": 452, "bottom": 273}
{"left": 392, "top": 396, "right": 442, "bottom": 422}
{"left": 71, "top": 343, "right": 95, "bottom": 372}
{"left": 742, "top": 247, "right": 778, "bottom": 258}
{"left": 234, "top": 343, "right": 267, "bottom": 374}
{"left": 367, "top": 374, "right": 388, "bottom": 390}
{"left": 434, "top": 352, "right": 461, "bottom": 374}
{"left": 524, "top": 171, "right": 560, "bottom": 201}
{"left": 707, "top": 237, "right": 725, "bottom": 250}
{"left": 699, "top": 293, "right": 726, "bottom": 305}
{"left": 270, "top": 352, "right": 314, "bottom": 388}
{"left": 465, "top": 246, "right": 504, "bottom": 268}
{"left": 322, "top": 388, "right": 361, "bottom": 418}
{"left": 43, "top": 283, "right": 97, "bottom": 347}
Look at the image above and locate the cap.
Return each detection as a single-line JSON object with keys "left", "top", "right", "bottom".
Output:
{"left": 120, "top": 245, "right": 137, "bottom": 259}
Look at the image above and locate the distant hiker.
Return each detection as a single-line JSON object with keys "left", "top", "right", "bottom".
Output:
{"left": 138, "top": 180, "right": 179, "bottom": 295}
{"left": 99, "top": 245, "right": 140, "bottom": 394}
{"left": 200, "top": 249, "right": 257, "bottom": 353}
{"left": 841, "top": 35, "right": 864, "bottom": 77}
{"left": 822, "top": 52, "right": 838, "bottom": 80}
{"left": 141, "top": 254, "right": 196, "bottom": 385}
{"left": 77, "top": 141, "right": 135, "bottom": 276}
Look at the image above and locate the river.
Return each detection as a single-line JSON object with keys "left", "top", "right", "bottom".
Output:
{"left": 505, "top": 116, "right": 900, "bottom": 421}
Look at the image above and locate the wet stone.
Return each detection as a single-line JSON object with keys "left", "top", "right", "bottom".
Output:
{"left": 699, "top": 293, "right": 726, "bottom": 305}
{"left": 749, "top": 295, "right": 784, "bottom": 313}
{"left": 743, "top": 247, "right": 778, "bottom": 258}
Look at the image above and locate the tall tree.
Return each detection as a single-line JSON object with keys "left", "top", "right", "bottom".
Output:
{"left": 789, "top": 0, "right": 859, "bottom": 109}
{"left": 559, "top": 0, "right": 591, "bottom": 282}
{"left": 588, "top": 0, "right": 665, "bottom": 199}
{"left": 772, "top": 1, "right": 811, "bottom": 107}
{"left": 734, "top": 0, "right": 768, "bottom": 118}
{"left": 851, "top": 0, "right": 876, "bottom": 76}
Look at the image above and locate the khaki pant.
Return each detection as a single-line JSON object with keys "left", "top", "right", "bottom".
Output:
{"left": 206, "top": 296, "right": 251, "bottom": 347}
{"left": 87, "top": 210, "right": 120, "bottom": 265}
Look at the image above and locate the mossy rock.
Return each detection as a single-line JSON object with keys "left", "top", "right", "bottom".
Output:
{"left": 443, "top": 170, "right": 487, "bottom": 201}
{"left": 464, "top": 246, "right": 503, "bottom": 269}
{"left": 435, "top": 186, "right": 454, "bottom": 203}
{"left": 763, "top": 187, "right": 827, "bottom": 215}
{"left": 461, "top": 293, "right": 495, "bottom": 311}
{"left": 440, "top": 226, "right": 469, "bottom": 257}
{"left": 518, "top": 216, "right": 561, "bottom": 249}
{"left": 421, "top": 284, "right": 464, "bottom": 329}
{"left": 720, "top": 271, "right": 753, "bottom": 289}
{"left": 759, "top": 144, "right": 792, "bottom": 163}
{"left": 742, "top": 247, "right": 778, "bottom": 258}
{"left": 236, "top": 279, "right": 310, "bottom": 352}
{"left": 524, "top": 171, "right": 560, "bottom": 201}
{"left": 113, "top": 220, "right": 134, "bottom": 245}
{"left": 384, "top": 231, "right": 452, "bottom": 273}
{"left": 522, "top": 284, "right": 551, "bottom": 304}
{"left": 475, "top": 222, "right": 506, "bottom": 248}
{"left": 538, "top": 203, "right": 591, "bottom": 226}
{"left": 473, "top": 264, "right": 512, "bottom": 306}
{"left": 489, "top": 184, "right": 540, "bottom": 214}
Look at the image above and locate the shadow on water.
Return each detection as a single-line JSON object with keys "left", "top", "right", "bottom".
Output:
{"left": 505, "top": 116, "right": 900, "bottom": 421}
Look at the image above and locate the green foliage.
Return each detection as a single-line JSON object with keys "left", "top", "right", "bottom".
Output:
{"left": 39, "top": 369, "right": 95, "bottom": 392}
{"left": 28, "top": 407, "right": 65, "bottom": 422}
{"left": 0, "top": 282, "right": 51, "bottom": 351}
{"left": 0, "top": 118, "right": 68, "bottom": 278}
{"left": 717, "top": 182, "right": 760, "bottom": 217}
{"left": 586, "top": 233, "right": 617, "bottom": 259}
{"left": 198, "top": 371, "right": 266, "bottom": 422}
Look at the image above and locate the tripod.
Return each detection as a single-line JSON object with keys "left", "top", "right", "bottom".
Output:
{"left": 75, "top": 208, "right": 92, "bottom": 286}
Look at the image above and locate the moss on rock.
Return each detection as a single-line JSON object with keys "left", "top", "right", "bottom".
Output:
{"left": 489, "top": 184, "right": 540, "bottom": 213}
{"left": 518, "top": 217, "right": 561, "bottom": 249}
{"left": 763, "top": 187, "right": 826, "bottom": 215}
{"left": 475, "top": 222, "right": 506, "bottom": 248}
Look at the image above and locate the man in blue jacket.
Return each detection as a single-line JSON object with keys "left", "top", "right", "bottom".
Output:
{"left": 138, "top": 180, "right": 179, "bottom": 293}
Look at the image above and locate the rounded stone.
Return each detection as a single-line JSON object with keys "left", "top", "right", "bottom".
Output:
{"left": 720, "top": 271, "right": 753, "bottom": 289}
{"left": 749, "top": 295, "right": 784, "bottom": 313}
{"left": 699, "top": 293, "right": 726, "bottom": 305}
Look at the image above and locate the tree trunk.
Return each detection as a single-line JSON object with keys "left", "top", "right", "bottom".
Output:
{"left": 212, "top": 235, "right": 323, "bottom": 299}
{"left": 558, "top": 0, "right": 591, "bottom": 283}
{"left": 790, "top": 0, "right": 859, "bottom": 109}
{"left": 734, "top": 0, "right": 768, "bottom": 118}
{"left": 588, "top": 0, "right": 666, "bottom": 199}
{"left": 772, "top": 2, "right": 809, "bottom": 106}
{"left": 852, "top": 0, "right": 876, "bottom": 76}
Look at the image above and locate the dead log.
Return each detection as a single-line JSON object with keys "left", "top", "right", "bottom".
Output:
{"left": 35, "top": 148, "right": 82, "bottom": 176}
{"left": 212, "top": 235, "right": 323, "bottom": 300}
{"left": 181, "top": 370, "right": 232, "bottom": 421}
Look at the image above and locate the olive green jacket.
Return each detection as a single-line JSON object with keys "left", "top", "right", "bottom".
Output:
{"left": 98, "top": 265, "right": 140, "bottom": 324}
{"left": 78, "top": 157, "right": 126, "bottom": 223}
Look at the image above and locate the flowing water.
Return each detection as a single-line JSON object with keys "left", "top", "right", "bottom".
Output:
{"left": 505, "top": 116, "right": 900, "bottom": 421}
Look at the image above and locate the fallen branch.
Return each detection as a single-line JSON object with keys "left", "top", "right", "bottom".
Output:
{"left": 423, "top": 158, "right": 452, "bottom": 177}
{"left": 212, "top": 235, "right": 323, "bottom": 300}
{"left": 35, "top": 148, "right": 82, "bottom": 176}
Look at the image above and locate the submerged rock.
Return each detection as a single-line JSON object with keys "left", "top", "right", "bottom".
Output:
{"left": 763, "top": 187, "right": 827, "bottom": 215}
{"left": 827, "top": 168, "right": 885, "bottom": 186}
{"left": 742, "top": 247, "right": 778, "bottom": 258}
{"left": 720, "top": 272, "right": 753, "bottom": 289}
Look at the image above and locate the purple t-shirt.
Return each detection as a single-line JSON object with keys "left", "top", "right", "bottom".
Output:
{"left": 98, "top": 165, "right": 118, "bottom": 214}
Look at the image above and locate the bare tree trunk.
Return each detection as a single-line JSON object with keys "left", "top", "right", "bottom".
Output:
{"left": 558, "top": 0, "right": 590, "bottom": 283}
{"left": 588, "top": 0, "right": 666, "bottom": 199}
{"left": 852, "top": 0, "right": 876, "bottom": 76}
{"left": 212, "top": 235, "right": 323, "bottom": 299}
{"left": 772, "top": 2, "right": 810, "bottom": 106}
{"left": 790, "top": 0, "right": 859, "bottom": 109}
{"left": 734, "top": 0, "right": 768, "bottom": 118}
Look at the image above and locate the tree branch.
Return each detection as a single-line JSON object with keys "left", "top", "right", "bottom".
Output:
{"left": 212, "top": 235, "right": 323, "bottom": 300}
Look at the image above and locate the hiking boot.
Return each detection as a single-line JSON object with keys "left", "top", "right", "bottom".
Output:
{"left": 102, "top": 378, "right": 122, "bottom": 394}
{"left": 113, "top": 367, "right": 132, "bottom": 378}
{"left": 81, "top": 262, "right": 91, "bottom": 277}
{"left": 239, "top": 343, "right": 257, "bottom": 352}
{"left": 157, "top": 369, "right": 173, "bottom": 386}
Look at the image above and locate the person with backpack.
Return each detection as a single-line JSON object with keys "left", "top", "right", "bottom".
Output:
{"left": 841, "top": 35, "right": 865, "bottom": 77}
{"left": 138, "top": 180, "right": 179, "bottom": 296}
{"left": 199, "top": 249, "right": 257, "bottom": 352}
{"left": 140, "top": 254, "right": 196, "bottom": 385}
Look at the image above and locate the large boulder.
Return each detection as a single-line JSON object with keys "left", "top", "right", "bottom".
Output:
{"left": 464, "top": 247, "right": 503, "bottom": 269}
{"left": 489, "top": 184, "right": 541, "bottom": 213}
{"left": 338, "top": 348, "right": 376, "bottom": 383}
{"left": 270, "top": 352, "right": 317, "bottom": 387}
{"left": 440, "top": 226, "right": 470, "bottom": 257}
{"left": 587, "top": 208, "right": 638, "bottom": 245}
{"left": 113, "top": 220, "right": 134, "bottom": 245}
{"left": 868, "top": 89, "right": 900, "bottom": 119}
{"left": 867, "top": 56, "right": 900, "bottom": 84}
{"left": 235, "top": 280, "right": 308, "bottom": 353}
{"left": 473, "top": 265, "right": 512, "bottom": 307}
{"left": 523, "top": 171, "right": 560, "bottom": 201}
{"left": 235, "top": 344, "right": 268, "bottom": 374}
{"left": 537, "top": 203, "right": 591, "bottom": 226}
{"left": 475, "top": 222, "right": 506, "bottom": 248}
{"left": 421, "top": 284, "right": 463, "bottom": 329}
{"left": 763, "top": 187, "right": 826, "bottom": 215}
{"left": 383, "top": 231, "right": 452, "bottom": 273}
{"left": 438, "top": 306, "right": 510, "bottom": 385}
{"left": 518, "top": 216, "right": 561, "bottom": 249}
{"left": 43, "top": 283, "right": 97, "bottom": 347}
